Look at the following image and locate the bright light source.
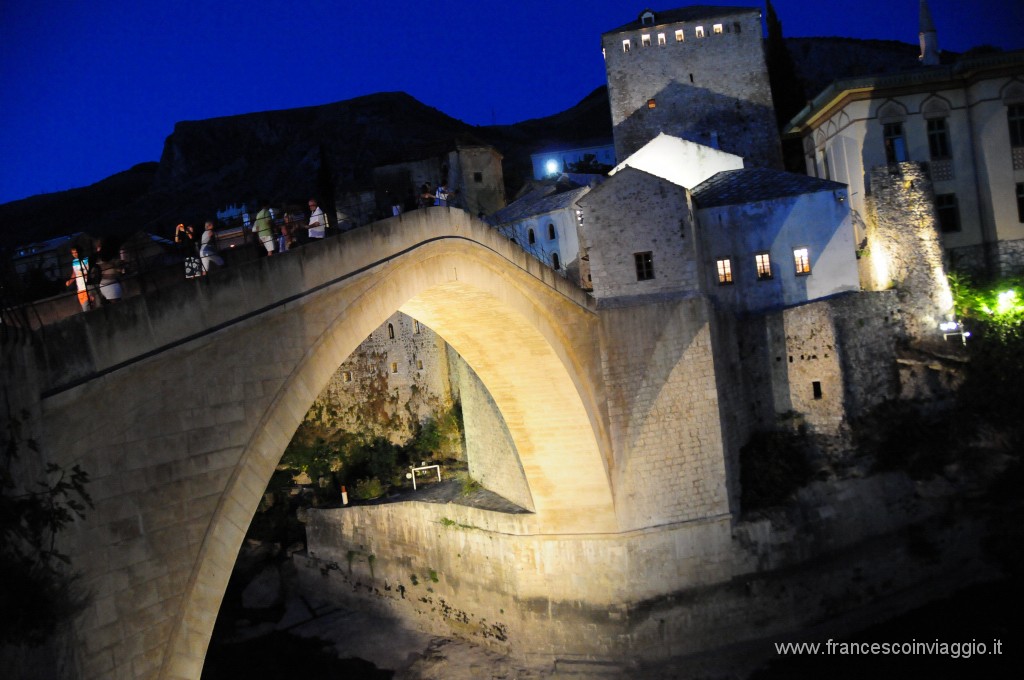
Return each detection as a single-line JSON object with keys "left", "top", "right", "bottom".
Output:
{"left": 939, "top": 321, "right": 959, "bottom": 332}
{"left": 545, "top": 159, "right": 559, "bottom": 175}
{"left": 996, "top": 289, "right": 1018, "bottom": 315}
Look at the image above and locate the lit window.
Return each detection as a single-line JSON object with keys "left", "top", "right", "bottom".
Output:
{"left": 883, "top": 123, "right": 908, "bottom": 163}
{"left": 755, "top": 252, "right": 772, "bottom": 280}
{"left": 713, "top": 23, "right": 723, "bottom": 34}
{"left": 413, "top": 320, "right": 421, "bottom": 334}
{"left": 528, "top": 228, "right": 536, "bottom": 244}
{"left": 675, "top": 29, "right": 684, "bottom": 42}
{"left": 935, "top": 194, "right": 961, "bottom": 232}
{"left": 641, "top": 34, "right": 651, "bottom": 47}
{"left": 387, "top": 323, "right": 395, "bottom": 339}
{"left": 552, "top": 252, "right": 561, "bottom": 270}
{"left": 1017, "top": 183, "right": 1024, "bottom": 222}
{"left": 342, "top": 371, "right": 352, "bottom": 383}
{"left": 695, "top": 26, "right": 705, "bottom": 38}
{"left": 390, "top": 362, "right": 398, "bottom": 374}
{"left": 927, "top": 118, "right": 951, "bottom": 159}
{"left": 548, "top": 223, "right": 556, "bottom": 240}
{"left": 716, "top": 258, "right": 733, "bottom": 285}
{"left": 622, "top": 39, "right": 631, "bottom": 53}
{"left": 647, "top": 98, "right": 657, "bottom": 109}
{"left": 793, "top": 247, "right": 811, "bottom": 275}
{"left": 634, "top": 251, "right": 655, "bottom": 281}
{"left": 1009, "top": 105, "right": 1024, "bottom": 146}
{"left": 657, "top": 33, "right": 666, "bottom": 46}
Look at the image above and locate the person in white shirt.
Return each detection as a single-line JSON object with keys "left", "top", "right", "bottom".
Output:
{"left": 308, "top": 198, "right": 326, "bottom": 239}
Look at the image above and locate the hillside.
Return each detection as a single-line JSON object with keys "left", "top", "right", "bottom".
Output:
{"left": 0, "top": 36, "right": 930, "bottom": 250}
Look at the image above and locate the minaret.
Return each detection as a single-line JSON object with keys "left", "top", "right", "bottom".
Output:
{"left": 918, "top": 0, "right": 940, "bottom": 65}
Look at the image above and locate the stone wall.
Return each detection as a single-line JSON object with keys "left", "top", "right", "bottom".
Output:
{"left": 446, "top": 348, "right": 533, "bottom": 511}
{"left": 602, "top": 10, "right": 781, "bottom": 168}
{"left": 866, "top": 162, "right": 954, "bottom": 339}
{"left": 302, "top": 468, "right": 993, "bottom": 667}
{"left": 949, "top": 237, "right": 1024, "bottom": 278}
{"left": 307, "top": 311, "right": 453, "bottom": 446}
{"left": 597, "top": 297, "right": 732, "bottom": 529}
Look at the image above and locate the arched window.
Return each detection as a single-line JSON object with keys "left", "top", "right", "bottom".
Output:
{"left": 552, "top": 253, "right": 561, "bottom": 270}
{"left": 528, "top": 229, "right": 536, "bottom": 244}
{"left": 387, "top": 323, "right": 395, "bottom": 339}
{"left": 547, "top": 223, "right": 556, "bottom": 240}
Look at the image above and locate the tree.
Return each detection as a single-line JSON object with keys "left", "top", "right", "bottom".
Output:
{"left": 0, "top": 409, "right": 92, "bottom": 645}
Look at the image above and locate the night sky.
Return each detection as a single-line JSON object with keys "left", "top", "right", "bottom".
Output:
{"left": 1, "top": 0, "right": 1021, "bottom": 205}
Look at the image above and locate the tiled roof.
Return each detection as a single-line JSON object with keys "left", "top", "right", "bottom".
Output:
{"left": 692, "top": 168, "right": 846, "bottom": 208}
{"left": 605, "top": 6, "right": 757, "bottom": 34}
{"left": 488, "top": 181, "right": 590, "bottom": 225}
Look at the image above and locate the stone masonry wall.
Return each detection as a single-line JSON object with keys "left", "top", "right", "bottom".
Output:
{"left": 446, "top": 347, "right": 533, "bottom": 511}
{"left": 308, "top": 312, "right": 452, "bottom": 446}
{"left": 602, "top": 10, "right": 781, "bottom": 167}
{"left": 867, "top": 163, "right": 953, "bottom": 340}
{"left": 598, "top": 297, "right": 732, "bottom": 529}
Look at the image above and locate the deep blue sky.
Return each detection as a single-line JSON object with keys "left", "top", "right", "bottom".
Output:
{"left": 1, "top": 0, "right": 1021, "bottom": 205}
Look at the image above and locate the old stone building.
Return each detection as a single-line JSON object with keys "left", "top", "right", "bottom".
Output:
{"left": 786, "top": 40, "right": 1024, "bottom": 278}
{"left": 373, "top": 137, "right": 506, "bottom": 217}
{"left": 601, "top": 6, "right": 782, "bottom": 169}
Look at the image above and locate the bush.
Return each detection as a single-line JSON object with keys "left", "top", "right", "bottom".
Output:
{"left": 352, "top": 477, "right": 385, "bottom": 501}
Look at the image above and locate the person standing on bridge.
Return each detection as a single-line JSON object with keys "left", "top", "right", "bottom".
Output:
{"left": 252, "top": 201, "right": 276, "bottom": 256}
{"left": 65, "top": 246, "right": 95, "bottom": 312}
{"left": 308, "top": 198, "right": 326, "bottom": 239}
{"left": 200, "top": 221, "right": 225, "bottom": 273}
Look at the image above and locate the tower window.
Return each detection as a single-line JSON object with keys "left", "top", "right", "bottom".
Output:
{"left": 695, "top": 26, "right": 705, "bottom": 38}
{"left": 552, "top": 252, "right": 561, "bottom": 270}
{"left": 342, "top": 371, "right": 352, "bottom": 383}
{"left": 528, "top": 228, "right": 536, "bottom": 244}
{"left": 883, "top": 122, "right": 908, "bottom": 163}
{"left": 1009, "top": 104, "right": 1024, "bottom": 147}
{"left": 716, "top": 258, "right": 733, "bottom": 285}
{"left": 734, "top": 22, "right": 741, "bottom": 33}
{"left": 657, "top": 33, "right": 666, "bottom": 46}
{"left": 548, "top": 223, "right": 556, "bottom": 239}
{"left": 390, "top": 362, "right": 398, "bottom": 374}
{"left": 713, "top": 24, "right": 723, "bottom": 34}
{"left": 755, "top": 252, "right": 772, "bottom": 280}
{"left": 473, "top": 171, "right": 483, "bottom": 183}
{"left": 812, "top": 381, "right": 823, "bottom": 400}
{"left": 675, "top": 29, "right": 684, "bottom": 42}
{"left": 413, "top": 320, "right": 421, "bottom": 334}
{"left": 387, "top": 323, "right": 395, "bottom": 339}
{"left": 634, "top": 252, "right": 655, "bottom": 281}
{"left": 416, "top": 359, "right": 424, "bottom": 370}
{"left": 622, "top": 39, "right": 631, "bottom": 53}
{"left": 935, "top": 194, "right": 961, "bottom": 232}
{"left": 927, "top": 118, "right": 951, "bottom": 159}
{"left": 641, "top": 34, "right": 651, "bottom": 47}
{"left": 647, "top": 98, "right": 657, "bottom": 109}
{"left": 793, "top": 247, "right": 811, "bottom": 275}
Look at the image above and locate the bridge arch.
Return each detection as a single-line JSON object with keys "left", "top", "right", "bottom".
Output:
{"left": 23, "top": 209, "right": 613, "bottom": 679}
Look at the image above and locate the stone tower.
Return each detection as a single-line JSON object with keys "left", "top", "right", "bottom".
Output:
{"left": 602, "top": 6, "right": 783, "bottom": 168}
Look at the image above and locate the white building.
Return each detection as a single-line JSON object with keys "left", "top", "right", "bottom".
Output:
{"left": 786, "top": 47, "right": 1024, "bottom": 278}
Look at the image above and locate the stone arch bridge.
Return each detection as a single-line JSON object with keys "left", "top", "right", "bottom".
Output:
{"left": 2, "top": 208, "right": 736, "bottom": 679}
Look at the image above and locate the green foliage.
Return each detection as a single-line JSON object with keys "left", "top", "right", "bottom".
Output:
{"left": 739, "top": 430, "right": 814, "bottom": 512}
{"left": 949, "top": 274, "right": 1024, "bottom": 426}
{"left": 1, "top": 410, "right": 93, "bottom": 645}
{"left": 457, "top": 472, "right": 481, "bottom": 497}
{"left": 352, "top": 477, "right": 384, "bottom": 501}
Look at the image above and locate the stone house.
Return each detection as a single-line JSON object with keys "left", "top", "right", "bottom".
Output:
{"left": 487, "top": 176, "right": 595, "bottom": 287}
{"left": 601, "top": 6, "right": 782, "bottom": 169}
{"left": 373, "top": 137, "right": 506, "bottom": 217}
{"left": 786, "top": 46, "right": 1024, "bottom": 279}
{"left": 691, "top": 167, "right": 859, "bottom": 313}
